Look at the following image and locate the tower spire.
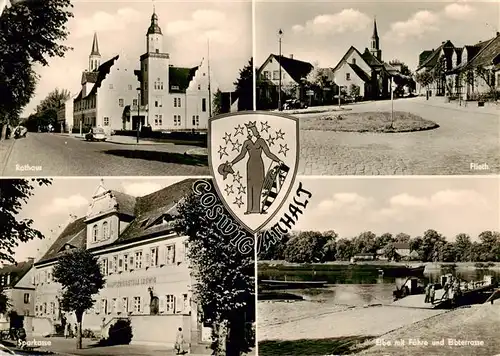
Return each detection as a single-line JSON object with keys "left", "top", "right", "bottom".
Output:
{"left": 372, "top": 17, "right": 379, "bottom": 39}
{"left": 91, "top": 32, "right": 100, "bottom": 56}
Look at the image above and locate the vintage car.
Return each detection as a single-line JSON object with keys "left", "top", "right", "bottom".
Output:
{"left": 282, "top": 99, "right": 308, "bottom": 110}
{"left": 85, "top": 127, "right": 107, "bottom": 142}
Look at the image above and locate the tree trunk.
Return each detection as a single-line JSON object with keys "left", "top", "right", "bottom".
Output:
{"left": 1, "top": 114, "right": 9, "bottom": 141}
{"left": 75, "top": 311, "right": 83, "bottom": 349}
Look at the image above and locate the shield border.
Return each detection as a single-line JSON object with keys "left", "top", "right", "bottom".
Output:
{"left": 208, "top": 111, "right": 300, "bottom": 234}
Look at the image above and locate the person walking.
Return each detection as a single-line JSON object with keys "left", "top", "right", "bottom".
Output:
{"left": 174, "top": 327, "right": 184, "bottom": 355}
{"left": 64, "top": 322, "right": 69, "bottom": 339}
{"left": 424, "top": 283, "right": 430, "bottom": 303}
{"left": 430, "top": 285, "right": 435, "bottom": 304}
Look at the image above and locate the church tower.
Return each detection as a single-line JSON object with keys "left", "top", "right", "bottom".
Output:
{"left": 89, "top": 32, "right": 101, "bottom": 71}
{"left": 370, "top": 18, "right": 382, "bottom": 61}
{"left": 147, "top": 8, "right": 163, "bottom": 54}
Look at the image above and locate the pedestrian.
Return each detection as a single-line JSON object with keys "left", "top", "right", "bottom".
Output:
{"left": 64, "top": 322, "right": 69, "bottom": 339}
{"left": 424, "top": 284, "right": 430, "bottom": 303}
{"left": 74, "top": 324, "right": 78, "bottom": 338}
{"left": 430, "top": 285, "right": 435, "bottom": 304}
{"left": 174, "top": 327, "right": 184, "bottom": 355}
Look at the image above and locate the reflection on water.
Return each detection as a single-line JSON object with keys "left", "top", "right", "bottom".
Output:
{"left": 259, "top": 266, "right": 500, "bottom": 306}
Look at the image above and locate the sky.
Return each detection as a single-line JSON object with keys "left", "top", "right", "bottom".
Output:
{"left": 12, "top": 176, "right": 499, "bottom": 263}
{"left": 255, "top": 0, "right": 499, "bottom": 70}
{"left": 271, "top": 176, "right": 500, "bottom": 241}
{"left": 22, "top": 0, "right": 252, "bottom": 116}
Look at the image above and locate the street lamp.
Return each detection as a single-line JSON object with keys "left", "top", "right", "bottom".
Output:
{"left": 278, "top": 29, "right": 283, "bottom": 111}
{"left": 136, "top": 88, "right": 141, "bottom": 144}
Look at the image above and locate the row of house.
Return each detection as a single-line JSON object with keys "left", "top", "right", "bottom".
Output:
{"left": 416, "top": 33, "right": 500, "bottom": 100}
{"left": 0, "top": 179, "right": 254, "bottom": 351}
{"left": 257, "top": 19, "right": 409, "bottom": 107}
{"left": 57, "top": 10, "right": 215, "bottom": 135}
{"left": 351, "top": 243, "right": 417, "bottom": 262}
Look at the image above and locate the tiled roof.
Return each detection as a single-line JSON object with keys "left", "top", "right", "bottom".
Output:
{"left": 417, "top": 40, "right": 454, "bottom": 71}
{"left": 348, "top": 63, "right": 371, "bottom": 83}
{"left": 419, "top": 50, "right": 434, "bottom": 67}
{"left": 361, "top": 48, "right": 383, "bottom": 67}
{"left": 0, "top": 260, "right": 33, "bottom": 288}
{"left": 81, "top": 71, "right": 98, "bottom": 86}
{"left": 36, "top": 218, "right": 87, "bottom": 265}
{"left": 465, "top": 34, "right": 500, "bottom": 69}
{"left": 75, "top": 55, "right": 120, "bottom": 102}
{"left": 169, "top": 66, "right": 199, "bottom": 93}
{"left": 36, "top": 179, "right": 199, "bottom": 264}
{"left": 269, "top": 54, "right": 314, "bottom": 83}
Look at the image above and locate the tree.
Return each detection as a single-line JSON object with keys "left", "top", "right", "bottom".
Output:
{"left": 395, "top": 233, "right": 411, "bottom": 244}
{"left": 52, "top": 249, "right": 105, "bottom": 349}
{"left": 375, "top": 233, "right": 394, "bottom": 251}
{"left": 389, "top": 60, "right": 415, "bottom": 96}
{"left": 0, "top": 0, "right": 73, "bottom": 139}
{"left": 233, "top": 58, "right": 253, "bottom": 111}
{"left": 0, "top": 179, "right": 52, "bottom": 263}
{"left": 212, "top": 89, "right": 223, "bottom": 116}
{"left": 465, "top": 67, "right": 498, "bottom": 101}
{"left": 36, "top": 88, "right": 71, "bottom": 113}
{"left": 335, "top": 238, "right": 353, "bottom": 261}
{"left": 283, "top": 231, "right": 328, "bottom": 263}
{"left": 349, "top": 84, "right": 360, "bottom": 101}
{"left": 419, "top": 230, "right": 446, "bottom": 262}
{"left": 175, "top": 186, "right": 255, "bottom": 356}
{"left": 352, "top": 231, "right": 377, "bottom": 254}
{"left": 454, "top": 233, "right": 472, "bottom": 262}
{"left": 415, "top": 71, "right": 434, "bottom": 94}
{"left": 0, "top": 287, "right": 10, "bottom": 316}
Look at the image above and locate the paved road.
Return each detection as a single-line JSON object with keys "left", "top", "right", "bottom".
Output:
{"left": 1, "top": 133, "right": 209, "bottom": 176}
{"left": 298, "top": 97, "right": 500, "bottom": 175}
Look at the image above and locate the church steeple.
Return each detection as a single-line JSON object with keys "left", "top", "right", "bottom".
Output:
{"left": 147, "top": 8, "right": 163, "bottom": 36}
{"left": 89, "top": 32, "right": 101, "bottom": 71}
{"left": 146, "top": 8, "right": 163, "bottom": 53}
{"left": 370, "top": 18, "right": 382, "bottom": 61}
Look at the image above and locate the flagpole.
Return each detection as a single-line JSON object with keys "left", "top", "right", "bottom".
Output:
{"left": 208, "top": 38, "right": 212, "bottom": 118}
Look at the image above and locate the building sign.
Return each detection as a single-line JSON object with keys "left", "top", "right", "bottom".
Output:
{"left": 107, "top": 277, "right": 157, "bottom": 288}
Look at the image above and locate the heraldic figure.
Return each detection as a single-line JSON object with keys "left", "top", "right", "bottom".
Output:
{"left": 223, "top": 122, "right": 282, "bottom": 215}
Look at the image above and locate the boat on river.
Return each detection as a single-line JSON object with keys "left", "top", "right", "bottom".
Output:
{"left": 378, "top": 264, "right": 425, "bottom": 277}
{"left": 259, "top": 279, "right": 328, "bottom": 290}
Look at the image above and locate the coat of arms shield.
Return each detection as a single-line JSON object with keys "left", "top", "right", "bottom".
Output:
{"left": 208, "top": 112, "right": 299, "bottom": 234}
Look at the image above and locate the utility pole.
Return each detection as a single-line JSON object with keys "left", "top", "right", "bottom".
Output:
{"left": 390, "top": 77, "right": 395, "bottom": 129}
{"left": 338, "top": 85, "right": 341, "bottom": 108}
{"left": 136, "top": 89, "right": 140, "bottom": 144}
{"left": 278, "top": 29, "right": 283, "bottom": 111}
{"left": 208, "top": 39, "right": 212, "bottom": 118}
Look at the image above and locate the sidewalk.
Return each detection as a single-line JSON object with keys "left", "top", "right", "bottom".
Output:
{"left": 64, "top": 133, "right": 169, "bottom": 146}
{"left": 412, "top": 96, "right": 500, "bottom": 115}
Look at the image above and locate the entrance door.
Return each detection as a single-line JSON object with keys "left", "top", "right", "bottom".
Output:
{"left": 132, "top": 116, "right": 145, "bottom": 131}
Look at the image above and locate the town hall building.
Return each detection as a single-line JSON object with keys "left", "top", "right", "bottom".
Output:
{"left": 73, "top": 10, "right": 213, "bottom": 135}
{"left": 32, "top": 179, "right": 214, "bottom": 350}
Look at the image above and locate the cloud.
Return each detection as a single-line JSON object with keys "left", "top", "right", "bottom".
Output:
{"left": 317, "top": 193, "right": 374, "bottom": 214}
{"left": 122, "top": 182, "right": 163, "bottom": 197}
{"left": 292, "top": 9, "right": 371, "bottom": 35}
{"left": 384, "top": 10, "right": 440, "bottom": 43}
{"left": 71, "top": 8, "right": 143, "bottom": 39}
{"left": 444, "top": 3, "right": 476, "bottom": 20}
{"left": 40, "top": 195, "right": 89, "bottom": 217}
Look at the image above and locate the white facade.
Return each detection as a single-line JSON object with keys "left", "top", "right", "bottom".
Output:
{"left": 259, "top": 56, "right": 296, "bottom": 87}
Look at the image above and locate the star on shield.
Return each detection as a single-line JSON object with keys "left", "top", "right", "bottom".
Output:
{"left": 218, "top": 145, "right": 228, "bottom": 159}
{"left": 223, "top": 132, "right": 232, "bottom": 145}
{"left": 278, "top": 144, "right": 289, "bottom": 157}
{"left": 234, "top": 125, "right": 244, "bottom": 136}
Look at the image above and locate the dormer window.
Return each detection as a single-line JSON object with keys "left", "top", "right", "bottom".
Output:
{"left": 150, "top": 213, "right": 174, "bottom": 228}
{"left": 352, "top": 58, "right": 356, "bottom": 65}
{"left": 92, "top": 224, "right": 99, "bottom": 242}
{"left": 102, "top": 221, "right": 109, "bottom": 240}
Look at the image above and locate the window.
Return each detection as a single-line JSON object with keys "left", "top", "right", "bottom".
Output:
{"left": 103, "top": 117, "right": 109, "bottom": 126}
{"left": 150, "top": 247, "right": 158, "bottom": 267}
{"left": 174, "top": 98, "right": 179, "bottom": 107}
{"left": 263, "top": 71, "right": 270, "bottom": 79}
{"left": 160, "top": 82, "right": 163, "bottom": 90}
{"left": 122, "top": 297, "right": 128, "bottom": 313}
{"left": 109, "top": 84, "right": 114, "bottom": 89}
{"left": 198, "top": 84, "right": 201, "bottom": 90}
{"left": 155, "top": 115, "right": 159, "bottom": 126}
{"left": 123, "top": 254, "right": 128, "bottom": 272}
{"left": 174, "top": 115, "right": 181, "bottom": 126}
{"left": 183, "top": 294, "right": 189, "bottom": 312}
{"left": 102, "top": 221, "right": 109, "bottom": 239}
{"left": 158, "top": 114, "right": 162, "bottom": 125}
{"left": 50, "top": 302, "right": 55, "bottom": 315}
{"left": 47, "top": 271, "right": 52, "bottom": 282}
{"left": 43, "top": 303, "right": 47, "bottom": 314}
{"left": 156, "top": 49, "right": 159, "bottom": 54}
{"left": 129, "top": 255, "right": 135, "bottom": 270}
{"left": 101, "top": 299, "right": 107, "bottom": 314}
{"left": 166, "top": 245, "right": 176, "bottom": 264}
{"left": 100, "top": 258, "right": 108, "bottom": 276}
{"left": 92, "top": 225, "right": 98, "bottom": 242}
{"left": 128, "top": 85, "right": 132, "bottom": 90}
{"left": 192, "top": 115, "right": 200, "bottom": 126}
{"left": 112, "top": 298, "right": 117, "bottom": 313}
{"left": 133, "top": 297, "right": 141, "bottom": 313}
{"left": 192, "top": 116, "right": 196, "bottom": 126}
{"left": 346, "top": 73, "right": 351, "bottom": 81}
{"left": 119, "top": 98, "right": 124, "bottom": 107}
{"left": 133, "top": 99, "right": 138, "bottom": 106}
{"left": 202, "top": 98, "right": 207, "bottom": 112}
{"left": 113, "top": 256, "right": 118, "bottom": 273}
{"left": 135, "top": 251, "right": 143, "bottom": 269}
{"left": 165, "top": 295, "right": 175, "bottom": 313}
{"left": 24, "top": 293, "right": 30, "bottom": 304}
{"left": 352, "top": 58, "right": 356, "bottom": 65}
{"left": 273, "top": 70, "right": 279, "bottom": 80}
{"left": 155, "top": 100, "right": 158, "bottom": 107}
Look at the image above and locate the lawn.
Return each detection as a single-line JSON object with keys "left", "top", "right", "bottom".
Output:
{"left": 299, "top": 111, "right": 439, "bottom": 133}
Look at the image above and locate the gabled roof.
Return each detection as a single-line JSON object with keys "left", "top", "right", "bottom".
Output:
{"left": 464, "top": 34, "right": 500, "bottom": 69}
{"left": 36, "top": 218, "right": 87, "bottom": 265}
{"left": 361, "top": 48, "right": 383, "bottom": 67}
{"left": 0, "top": 260, "right": 34, "bottom": 288}
{"left": 419, "top": 50, "right": 434, "bottom": 67}
{"left": 347, "top": 63, "right": 371, "bottom": 83}
{"left": 417, "top": 40, "right": 454, "bottom": 71}
{"left": 259, "top": 54, "right": 314, "bottom": 83}
{"left": 169, "top": 66, "right": 199, "bottom": 93}
{"left": 75, "top": 55, "right": 120, "bottom": 102}
{"left": 81, "top": 71, "right": 98, "bottom": 86}
{"left": 108, "top": 190, "right": 137, "bottom": 217}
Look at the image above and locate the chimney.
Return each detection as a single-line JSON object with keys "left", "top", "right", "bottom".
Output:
{"left": 289, "top": 54, "right": 294, "bottom": 59}
{"left": 497, "top": 31, "right": 499, "bottom": 36}
{"left": 27, "top": 257, "right": 35, "bottom": 264}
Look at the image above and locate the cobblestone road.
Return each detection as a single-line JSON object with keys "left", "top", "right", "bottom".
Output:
{"left": 298, "top": 97, "right": 500, "bottom": 175}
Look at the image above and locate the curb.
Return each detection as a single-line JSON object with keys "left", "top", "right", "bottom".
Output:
{"left": 0, "top": 139, "right": 15, "bottom": 175}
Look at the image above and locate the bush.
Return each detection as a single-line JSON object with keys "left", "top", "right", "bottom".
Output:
{"left": 82, "top": 329, "right": 96, "bottom": 339}
{"left": 107, "top": 319, "right": 133, "bottom": 345}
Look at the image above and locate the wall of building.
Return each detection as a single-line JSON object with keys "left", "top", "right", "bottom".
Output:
{"left": 334, "top": 61, "right": 366, "bottom": 97}
{"left": 143, "top": 54, "right": 170, "bottom": 127}
{"left": 260, "top": 57, "right": 298, "bottom": 87}
{"left": 98, "top": 59, "right": 140, "bottom": 134}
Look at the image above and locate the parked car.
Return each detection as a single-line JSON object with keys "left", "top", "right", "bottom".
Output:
{"left": 85, "top": 127, "right": 108, "bottom": 142}
{"left": 282, "top": 99, "right": 308, "bottom": 110}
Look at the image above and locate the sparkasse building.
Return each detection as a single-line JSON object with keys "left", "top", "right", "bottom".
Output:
{"left": 33, "top": 179, "right": 213, "bottom": 349}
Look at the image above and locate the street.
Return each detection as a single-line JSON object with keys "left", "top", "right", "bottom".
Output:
{"left": 298, "top": 97, "right": 500, "bottom": 175}
{"left": 0, "top": 133, "right": 209, "bottom": 176}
